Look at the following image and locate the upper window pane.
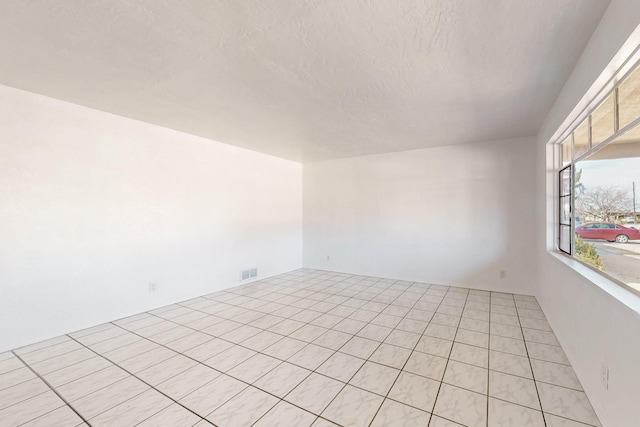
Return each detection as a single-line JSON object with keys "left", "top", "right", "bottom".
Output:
{"left": 618, "top": 66, "right": 640, "bottom": 129}
{"left": 591, "top": 93, "right": 615, "bottom": 147}
{"left": 573, "top": 120, "right": 590, "bottom": 159}
{"left": 561, "top": 136, "right": 572, "bottom": 166}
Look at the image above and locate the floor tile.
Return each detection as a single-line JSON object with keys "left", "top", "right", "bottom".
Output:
{"left": 349, "top": 361, "right": 400, "bottom": 395}
{"left": 155, "top": 364, "right": 220, "bottom": 400}
{"left": 262, "top": 337, "right": 307, "bottom": 360}
{"left": 0, "top": 367, "right": 37, "bottom": 391}
{"left": 356, "top": 324, "right": 392, "bottom": 342}
{"left": 90, "top": 389, "right": 172, "bottom": 426}
{"left": 339, "top": 337, "right": 380, "bottom": 359}
{"left": 459, "top": 317, "right": 490, "bottom": 333}
{"left": 285, "top": 372, "right": 344, "bottom": 414}
{"left": 136, "top": 354, "right": 198, "bottom": 386}
{"left": 424, "top": 324, "right": 457, "bottom": 341}
{"left": 443, "top": 360, "right": 488, "bottom": 394}
{"left": 0, "top": 391, "right": 66, "bottom": 427}
{"left": 526, "top": 342, "right": 570, "bottom": 365}
{"left": 433, "top": 383, "right": 487, "bottom": 427}
{"left": 136, "top": 402, "right": 202, "bottom": 427}
{"left": 544, "top": 412, "right": 597, "bottom": 426}
{"left": 88, "top": 332, "right": 141, "bottom": 354}
{"left": 102, "top": 339, "right": 160, "bottom": 363}
{"left": 0, "top": 377, "right": 50, "bottom": 411}
{"left": 316, "top": 352, "right": 365, "bottom": 382}
{"left": 490, "top": 335, "right": 527, "bottom": 357}
{"left": 42, "top": 356, "right": 112, "bottom": 388}
{"left": 537, "top": 382, "right": 601, "bottom": 426}
{"left": 56, "top": 365, "right": 130, "bottom": 402}
{"left": 491, "top": 323, "right": 524, "bottom": 340}
{"left": 179, "top": 373, "right": 246, "bottom": 417}
{"left": 428, "top": 415, "right": 465, "bottom": 426}
{"left": 72, "top": 376, "right": 149, "bottom": 419}
{"left": 321, "top": 385, "right": 384, "bottom": 427}
{"left": 254, "top": 400, "right": 317, "bottom": 427}
{"left": 489, "top": 370, "right": 540, "bottom": 410}
{"left": 287, "top": 344, "right": 334, "bottom": 370}
{"left": 388, "top": 371, "right": 440, "bottom": 411}
{"left": 202, "top": 344, "right": 256, "bottom": 372}
{"left": 370, "top": 398, "right": 430, "bottom": 427}
{"left": 489, "top": 350, "right": 533, "bottom": 378}
{"left": 368, "top": 343, "right": 411, "bottom": 369}
{"left": 313, "top": 330, "right": 353, "bottom": 350}
{"left": 0, "top": 356, "right": 24, "bottom": 376}
{"left": 19, "top": 404, "right": 84, "bottom": 427}
{"left": 15, "top": 336, "right": 72, "bottom": 355}
{"left": 449, "top": 342, "right": 488, "bottom": 368}
{"left": 242, "top": 330, "right": 284, "bottom": 352}
{"left": 207, "top": 386, "right": 278, "bottom": 427}
{"left": 29, "top": 348, "right": 96, "bottom": 375}
{"left": 164, "top": 331, "right": 213, "bottom": 353}
{"left": 396, "top": 318, "right": 428, "bottom": 334}
{"left": 414, "top": 336, "right": 453, "bottom": 358}
{"left": 118, "top": 346, "right": 178, "bottom": 373}
{"left": 404, "top": 351, "right": 447, "bottom": 380}
{"left": 227, "top": 353, "right": 281, "bottom": 383}
{"left": 522, "top": 328, "right": 560, "bottom": 346}
{"left": 384, "top": 330, "right": 421, "bottom": 349}
{"left": 488, "top": 397, "right": 545, "bottom": 427}
{"left": 531, "top": 359, "right": 583, "bottom": 390}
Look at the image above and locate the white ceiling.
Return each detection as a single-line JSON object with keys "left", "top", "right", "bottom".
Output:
{"left": 0, "top": 0, "right": 610, "bottom": 162}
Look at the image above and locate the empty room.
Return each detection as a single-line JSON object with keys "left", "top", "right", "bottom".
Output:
{"left": 1, "top": 1, "right": 640, "bottom": 426}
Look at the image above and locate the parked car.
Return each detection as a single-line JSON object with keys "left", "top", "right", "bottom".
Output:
{"left": 575, "top": 222, "right": 640, "bottom": 243}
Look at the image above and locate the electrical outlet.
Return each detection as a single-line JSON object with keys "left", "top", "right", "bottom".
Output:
{"left": 601, "top": 363, "right": 609, "bottom": 390}
{"left": 148, "top": 282, "right": 157, "bottom": 293}
{"left": 500, "top": 270, "right": 507, "bottom": 279}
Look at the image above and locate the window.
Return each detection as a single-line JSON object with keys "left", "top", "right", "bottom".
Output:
{"left": 557, "top": 64, "right": 640, "bottom": 294}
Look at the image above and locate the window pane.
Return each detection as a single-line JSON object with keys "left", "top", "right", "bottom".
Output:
{"left": 618, "top": 66, "right": 640, "bottom": 129}
{"left": 561, "top": 167, "right": 571, "bottom": 195}
{"left": 574, "top": 124, "right": 640, "bottom": 291}
{"left": 561, "top": 136, "right": 572, "bottom": 166}
{"left": 560, "top": 196, "right": 571, "bottom": 224}
{"left": 559, "top": 225, "right": 571, "bottom": 254}
{"left": 591, "top": 93, "right": 615, "bottom": 146}
{"left": 573, "top": 120, "right": 589, "bottom": 159}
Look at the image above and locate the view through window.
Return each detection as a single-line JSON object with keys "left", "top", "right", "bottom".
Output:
{"left": 558, "top": 65, "right": 640, "bottom": 293}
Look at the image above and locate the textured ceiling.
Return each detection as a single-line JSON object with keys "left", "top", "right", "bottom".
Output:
{"left": 0, "top": 0, "right": 610, "bottom": 162}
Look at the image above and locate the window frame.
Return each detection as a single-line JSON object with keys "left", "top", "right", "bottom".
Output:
{"left": 554, "top": 62, "right": 640, "bottom": 297}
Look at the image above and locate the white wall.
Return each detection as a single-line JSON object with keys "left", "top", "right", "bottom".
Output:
{"left": 303, "top": 137, "right": 537, "bottom": 295}
{"left": 0, "top": 85, "right": 302, "bottom": 352}
{"left": 536, "top": 1, "right": 640, "bottom": 426}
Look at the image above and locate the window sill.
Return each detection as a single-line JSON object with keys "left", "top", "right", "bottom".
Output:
{"left": 548, "top": 250, "right": 640, "bottom": 315}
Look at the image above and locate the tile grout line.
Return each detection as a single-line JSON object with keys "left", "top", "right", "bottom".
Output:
{"left": 11, "top": 350, "right": 92, "bottom": 427}
{"left": 486, "top": 293, "right": 492, "bottom": 427}
{"left": 425, "top": 287, "right": 472, "bottom": 427}
{"left": 65, "top": 333, "right": 216, "bottom": 427}
{"left": 516, "top": 299, "right": 548, "bottom": 427}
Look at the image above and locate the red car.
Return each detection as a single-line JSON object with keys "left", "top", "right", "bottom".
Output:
{"left": 575, "top": 222, "right": 640, "bottom": 243}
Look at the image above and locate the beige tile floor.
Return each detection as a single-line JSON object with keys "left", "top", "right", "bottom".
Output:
{"left": 0, "top": 269, "right": 601, "bottom": 427}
